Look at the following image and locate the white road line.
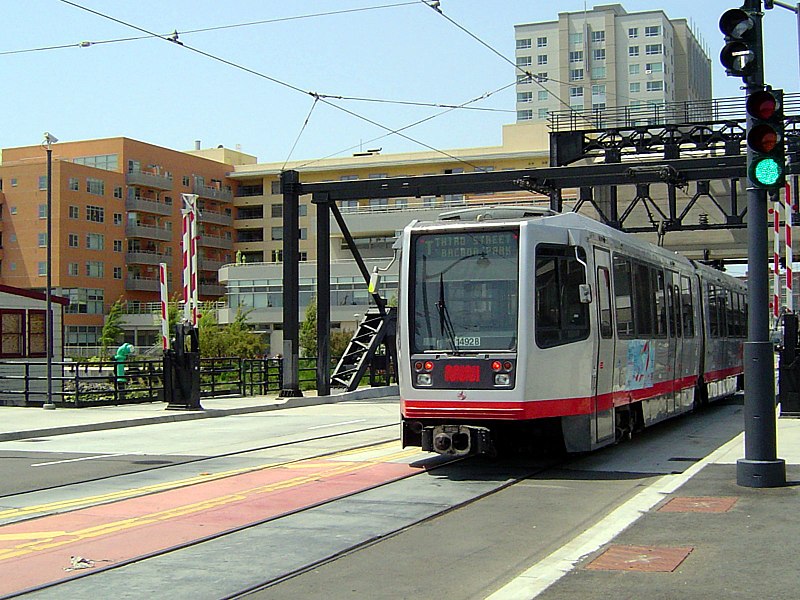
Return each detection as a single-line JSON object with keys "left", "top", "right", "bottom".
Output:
{"left": 31, "top": 453, "right": 137, "bottom": 467}
{"left": 485, "top": 432, "right": 744, "bottom": 600}
{"left": 307, "top": 419, "right": 367, "bottom": 430}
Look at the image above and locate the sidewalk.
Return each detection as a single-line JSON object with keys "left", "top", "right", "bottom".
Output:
{"left": 502, "top": 413, "right": 800, "bottom": 600}
{"left": 0, "top": 385, "right": 398, "bottom": 442}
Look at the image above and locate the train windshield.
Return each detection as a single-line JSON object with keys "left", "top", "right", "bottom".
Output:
{"left": 410, "top": 229, "right": 519, "bottom": 353}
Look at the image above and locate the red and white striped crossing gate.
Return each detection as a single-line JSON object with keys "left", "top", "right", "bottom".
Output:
{"left": 181, "top": 193, "right": 199, "bottom": 327}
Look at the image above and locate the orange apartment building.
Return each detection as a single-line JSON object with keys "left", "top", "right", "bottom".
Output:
{"left": 0, "top": 137, "right": 250, "bottom": 351}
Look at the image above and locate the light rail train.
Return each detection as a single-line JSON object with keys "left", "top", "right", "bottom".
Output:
{"left": 397, "top": 207, "right": 746, "bottom": 455}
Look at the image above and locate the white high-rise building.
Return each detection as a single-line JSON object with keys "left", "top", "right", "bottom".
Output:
{"left": 515, "top": 3, "right": 712, "bottom": 122}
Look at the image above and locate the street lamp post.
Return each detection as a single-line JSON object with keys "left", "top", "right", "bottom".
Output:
{"left": 42, "top": 132, "right": 58, "bottom": 410}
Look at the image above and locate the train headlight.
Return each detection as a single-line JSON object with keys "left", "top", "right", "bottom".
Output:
{"left": 494, "top": 373, "right": 511, "bottom": 386}
{"left": 417, "top": 373, "right": 432, "bottom": 386}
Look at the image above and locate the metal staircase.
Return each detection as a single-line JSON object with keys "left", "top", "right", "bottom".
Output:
{"left": 330, "top": 307, "right": 396, "bottom": 391}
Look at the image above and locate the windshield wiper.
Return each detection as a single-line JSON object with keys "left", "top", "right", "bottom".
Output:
{"left": 435, "top": 273, "right": 460, "bottom": 354}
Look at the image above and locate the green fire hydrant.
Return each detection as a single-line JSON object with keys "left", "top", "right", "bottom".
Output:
{"left": 114, "top": 343, "right": 135, "bottom": 383}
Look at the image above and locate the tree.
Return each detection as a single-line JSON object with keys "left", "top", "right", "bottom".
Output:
{"left": 99, "top": 298, "right": 125, "bottom": 356}
{"left": 198, "top": 305, "right": 265, "bottom": 358}
{"left": 299, "top": 296, "right": 318, "bottom": 357}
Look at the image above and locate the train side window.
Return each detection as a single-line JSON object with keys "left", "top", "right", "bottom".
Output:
{"left": 681, "top": 275, "right": 694, "bottom": 337}
{"left": 613, "top": 255, "right": 634, "bottom": 338}
{"left": 709, "top": 284, "right": 720, "bottom": 337}
{"left": 597, "top": 266, "right": 613, "bottom": 338}
{"left": 654, "top": 269, "right": 667, "bottom": 338}
{"left": 535, "top": 246, "right": 590, "bottom": 348}
{"left": 633, "top": 262, "right": 653, "bottom": 336}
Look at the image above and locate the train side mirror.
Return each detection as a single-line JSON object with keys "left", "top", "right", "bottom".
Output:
{"left": 579, "top": 283, "right": 592, "bottom": 304}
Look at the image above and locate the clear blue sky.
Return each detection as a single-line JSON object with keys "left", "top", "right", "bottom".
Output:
{"left": 2, "top": 1, "right": 797, "bottom": 163}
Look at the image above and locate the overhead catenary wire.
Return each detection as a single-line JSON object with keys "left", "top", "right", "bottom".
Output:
{"left": 419, "top": 0, "right": 597, "bottom": 127}
{"left": 57, "top": 0, "right": 494, "bottom": 171}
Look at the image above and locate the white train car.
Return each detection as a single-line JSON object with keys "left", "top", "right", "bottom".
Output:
{"left": 398, "top": 207, "right": 745, "bottom": 455}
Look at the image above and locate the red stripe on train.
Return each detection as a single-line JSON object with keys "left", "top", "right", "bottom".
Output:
{"left": 402, "top": 372, "right": 736, "bottom": 420}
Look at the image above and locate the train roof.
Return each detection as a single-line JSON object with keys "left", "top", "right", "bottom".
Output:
{"left": 412, "top": 208, "right": 743, "bottom": 285}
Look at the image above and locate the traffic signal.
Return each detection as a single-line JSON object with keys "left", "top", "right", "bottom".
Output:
{"left": 746, "top": 89, "right": 785, "bottom": 189}
{"left": 719, "top": 7, "right": 758, "bottom": 78}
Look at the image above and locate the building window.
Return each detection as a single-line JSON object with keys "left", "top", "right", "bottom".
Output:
{"left": 569, "top": 69, "right": 584, "bottom": 81}
{"left": 517, "top": 109, "right": 533, "bottom": 121}
{"left": 68, "top": 263, "right": 79, "bottom": 276}
{"left": 647, "top": 80, "right": 664, "bottom": 92}
{"left": 114, "top": 213, "right": 123, "bottom": 225}
{"left": 85, "top": 261, "right": 104, "bottom": 278}
{"left": 114, "top": 186, "right": 123, "bottom": 199}
{"left": 569, "top": 86, "right": 584, "bottom": 97}
{"left": 592, "top": 84, "right": 606, "bottom": 96}
{"left": 38, "top": 204, "right": 47, "bottom": 219}
{"left": 38, "top": 233, "right": 47, "bottom": 247}
{"left": 516, "top": 38, "right": 531, "bottom": 49}
{"left": 86, "top": 233, "right": 104, "bottom": 250}
{"left": 0, "top": 310, "right": 24, "bottom": 357}
{"left": 537, "top": 90, "right": 548, "bottom": 101}
{"left": 645, "top": 25, "right": 661, "bottom": 37}
{"left": 592, "top": 49, "right": 606, "bottom": 61}
{"left": 629, "top": 46, "right": 640, "bottom": 57}
{"left": 630, "top": 82, "right": 641, "bottom": 92}
{"left": 69, "top": 234, "right": 79, "bottom": 248}
{"left": 299, "top": 252, "right": 308, "bottom": 262}
{"left": 86, "top": 205, "right": 104, "bottom": 222}
{"left": 69, "top": 177, "right": 79, "bottom": 191}
{"left": 299, "top": 204, "right": 308, "bottom": 217}
{"left": 271, "top": 180, "right": 281, "bottom": 194}
{"left": 10, "top": 179, "right": 17, "bottom": 187}
{"left": 538, "top": 108, "right": 549, "bottom": 119}
{"left": 536, "top": 36, "right": 547, "bottom": 47}
{"left": 569, "top": 50, "right": 583, "bottom": 63}
{"left": 517, "top": 91, "right": 533, "bottom": 103}
{"left": 535, "top": 72, "right": 548, "bottom": 82}
{"left": 593, "top": 102, "right": 607, "bottom": 110}
{"left": 341, "top": 200, "right": 359, "bottom": 212}
{"left": 63, "top": 288, "right": 105, "bottom": 315}
{"left": 38, "top": 262, "right": 47, "bottom": 276}
{"left": 517, "top": 56, "right": 532, "bottom": 67}
{"left": 86, "top": 177, "right": 105, "bottom": 196}
{"left": 591, "top": 30, "right": 605, "bottom": 43}
{"left": 271, "top": 249, "right": 283, "bottom": 262}
{"left": 645, "top": 62, "right": 663, "bottom": 73}
{"left": 299, "top": 228, "right": 308, "bottom": 240}
{"left": 645, "top": 44, "right": 662, "bottom": 55}
{"left": 628, "top": 27, "right": 638, "bottom": 38}
{"left": 38, "top": 176, "right": 48, "bottom": 191}
{"left": 591, "top": 67, "right": 606, "bottom": 79}
{"left": 517, "top": 73, "right": 532, "bottom": 83}
{"left": 629, "top": 64, "right": 640, "bottom": 75}
{"left": 537, "top": 54, "right": 547, "bottom": 65}
{"left": 113, "top": 267, "right": 122, "bottom": 280}
{"left": 69, "top": 206, "right": 79, "bottom": 219}
{"left": 271, "top": 204, "right": 283, "bottom": 218}
{"left": 569, "top": 32, "right": 583, "bottom": 45}
{"left": 9, "top": 207, "right": 16, "bottom": 215}
{"left": 113, "top": 240, "right": 123, "bottom": 252}
{"left": 182, "top": 175, "right": 190, "bottom": 186}
{"left": 74, "top": 154, "right": 118, "bottom": 171}
{"left": 271, "top": 227, "right": 283, "bottom": 241}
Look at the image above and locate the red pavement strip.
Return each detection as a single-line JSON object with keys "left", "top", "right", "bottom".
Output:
{"left": 658, "top": 496, "right": 739, "bottom": 513}
{"left": 0, "top": 453, "right": 425, "bottom": 596}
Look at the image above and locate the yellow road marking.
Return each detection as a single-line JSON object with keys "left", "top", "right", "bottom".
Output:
{"left": 0, "top": 440, "right": 402, "bottom": 522}
{"left": 0, "top": 531, "right": 67, "bottom": 541}
{"left": 0, "top": 451, "right": 418, "bottom": 563}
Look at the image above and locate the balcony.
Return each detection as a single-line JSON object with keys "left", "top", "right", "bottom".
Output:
{"left": 200, "top": 258, "right": 225, "bottom": 271}
{"left": 125, "top": 197, "right": 173, "bottom": 216}
{"left": 198, "top": 234, "right": 233, "bottom": 249}
{"left": 125, "top": 223, "right": 173, "bottom": 242}
{"left": 199, "top": 283, "right": 226, "bottom": 296}
{"left": 125, "top": 252, "right": 175, "bottom": 266}
{"left": 199, "top": 210, "right": 233, "bottom": 226}
{"left": 126, "top": 171, "right": 174, "bottom": 191}
{"left": 193, "top": 183, "right": 233, "bottom": 202}
{"left": 125, "top": 277, "right": 160, "bottom": 292}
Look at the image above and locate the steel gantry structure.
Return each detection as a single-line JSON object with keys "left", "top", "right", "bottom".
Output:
{"left": 277, "top": 93, "right": 800, "bottom": 397}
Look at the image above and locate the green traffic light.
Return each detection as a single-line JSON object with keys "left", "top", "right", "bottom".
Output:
{"left": 752, "top": 157, "right": 782, "bottom": 186}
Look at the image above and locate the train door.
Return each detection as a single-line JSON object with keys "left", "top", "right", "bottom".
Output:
{"left": 665, "top": 271, "right": 681, "bottom": 414}
{"left": 593, "top": 248, "right": 615, "bottom": 442}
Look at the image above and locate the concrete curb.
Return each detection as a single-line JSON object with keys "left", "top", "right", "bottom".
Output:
{"left": 0, "top": 385, "right": 398, "bottom": 442}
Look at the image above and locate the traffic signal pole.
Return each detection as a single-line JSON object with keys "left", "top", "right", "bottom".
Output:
{"left": 734, "top": 0, "right": 787, "bottom": 487}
